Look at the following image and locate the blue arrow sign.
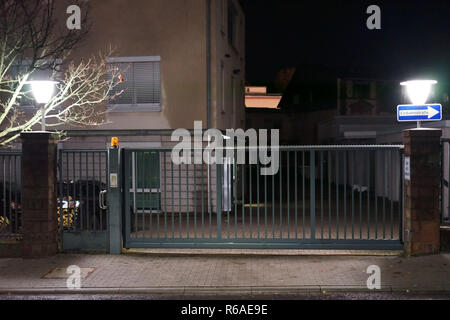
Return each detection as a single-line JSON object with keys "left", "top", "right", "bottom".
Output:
{"left": 397, "top": 104, "right": 442, "bottom": 122}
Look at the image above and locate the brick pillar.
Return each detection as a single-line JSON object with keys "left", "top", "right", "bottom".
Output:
{"left": 21, "top": 132, "right": 58, "bottom": 258}
{"left": 402, "top": 128, "right": 442, "bottom": 256}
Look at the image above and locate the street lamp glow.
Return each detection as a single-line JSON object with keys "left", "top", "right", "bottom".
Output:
{"left": 29, "top": 80, "right": 58, "bottom": 104}
{"left": 400, "top": 80, "right": 437, "bottom": 105}
{"left": 27, "top": 80, "right": 58, "bottom": 131}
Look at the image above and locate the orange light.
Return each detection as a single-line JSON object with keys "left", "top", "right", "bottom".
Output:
{"left": 111, "top": 137, "right": 119, "bottom": 147}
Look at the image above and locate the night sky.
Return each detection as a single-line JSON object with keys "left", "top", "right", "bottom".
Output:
{"left": 241, "top": 0, "right": 450, "bottom": 86}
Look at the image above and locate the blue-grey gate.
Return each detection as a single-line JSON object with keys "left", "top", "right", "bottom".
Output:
{"left": 122, "top": 145, "right": 404, "bottom": 250}
{"left": 57, "top": 149, "right": 109, "bottom": 251}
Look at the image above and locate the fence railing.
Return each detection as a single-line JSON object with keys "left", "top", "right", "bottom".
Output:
{"left": 1, "top": 144, "right": 405, "bottom": 250}
{"left": 0, "top": 152, "right": 23, "bottom": 238}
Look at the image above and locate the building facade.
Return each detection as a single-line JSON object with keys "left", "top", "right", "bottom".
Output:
{"left": 53, "top": 1, "right": 246, "bottom": 222}
{"left": 50, "top": 0, "right": 245, "bottom": 150}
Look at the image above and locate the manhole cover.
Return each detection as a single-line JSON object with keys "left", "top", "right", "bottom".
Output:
{"left": 41, "top": 267, "right": 96, "bottom": 279}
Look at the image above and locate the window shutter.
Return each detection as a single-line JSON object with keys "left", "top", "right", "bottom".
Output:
{"left": 108, "top": 59, "right": 160, "bottom": 106}
{"left": 134, "top": 61, "right": 160, "bottom": 104}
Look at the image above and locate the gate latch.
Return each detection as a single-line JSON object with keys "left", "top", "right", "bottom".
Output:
{"left": 99, "top": 190, "right": 108, "bottom": 210}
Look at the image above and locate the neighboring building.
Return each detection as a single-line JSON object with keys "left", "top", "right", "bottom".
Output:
{"left": 246, "top": 64, "right": 450, "bottom": 145}
{"left": 279, "top": 65, "right": 401, "bottom": 114}
{"left": 245, "top": 86, "right": 282, "bottom": 109}
{"left": 270, "top": 64, "right": 449, "bottom": 144}
{"left": 245, "top": 107, "right": 334, "bottom": 145}
{"left": 244, "top": 70, "right": 295, "bottom": 144}
{"left": 273, "top": 67, "right": 296, "bottom": 93}
{"left": 317, "top": 79, "right": 450, "bottom": 144}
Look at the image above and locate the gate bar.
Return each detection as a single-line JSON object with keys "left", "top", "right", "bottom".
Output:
{"left": 310, "top": 151, "right": 315, "bottom": 240}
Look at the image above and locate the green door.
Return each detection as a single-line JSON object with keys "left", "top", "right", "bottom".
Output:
{"left": 130, "top": 151, "right": 160, "bottom": 211}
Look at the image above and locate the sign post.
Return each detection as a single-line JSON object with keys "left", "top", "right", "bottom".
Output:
{"left": 397, "top": 104, "right": 442, "bottom": 127}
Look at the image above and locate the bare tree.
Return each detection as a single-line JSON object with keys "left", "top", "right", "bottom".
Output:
{"left": 0, "top": 0, "right": 121, "bottom": 146}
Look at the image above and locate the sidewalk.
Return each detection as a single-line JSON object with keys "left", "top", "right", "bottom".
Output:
{"left": 0, "top": 252, "right": 449, "bottom": 295}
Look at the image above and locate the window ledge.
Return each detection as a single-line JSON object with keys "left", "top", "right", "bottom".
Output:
{"left": 107, "top": 104, "right": 161, "bottom": 113}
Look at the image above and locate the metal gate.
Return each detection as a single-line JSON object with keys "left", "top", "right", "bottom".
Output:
{"left": 123, "top": 146, "right": 404, "bottom": 250}
{"left": 441, "top": 139, "right": 450, "bottom": 225}
{"left": 57, "top": 149, "right": 109, "bottom": 251}
{"left": 0, "top": 152, "right": 22, "bottom": 240}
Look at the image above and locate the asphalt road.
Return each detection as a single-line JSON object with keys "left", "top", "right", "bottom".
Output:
{"left": 1, "top": 293, "right": 449, "bottom": 300}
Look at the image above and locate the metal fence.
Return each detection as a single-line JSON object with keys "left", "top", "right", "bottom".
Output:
{"left": 441, "top": 139, "right": 450, "bottom": 224}
{"left": 123, "top": 145, "right": 404, "bottom": 249}
{"left": 0, "top": 152, "right": 22, "bottom": 239}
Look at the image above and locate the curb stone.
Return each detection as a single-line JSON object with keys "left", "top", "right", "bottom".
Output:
{"left": 319, "top": 285, "right": 392, "bottom": 293}
{"left": 1, "top": 286, "right": 449, "bottom": 296}
{"left": 251, "top": 286, "right": 321, "bottom": 294}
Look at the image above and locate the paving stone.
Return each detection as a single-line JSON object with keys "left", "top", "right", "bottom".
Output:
{"left": 0, "top": 253, "right": 449, "bottom": 293}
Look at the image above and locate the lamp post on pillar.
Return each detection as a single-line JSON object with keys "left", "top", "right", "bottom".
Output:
{"left": 400, "top": 80, "right": 439, "bottom": 128}
{"left": 398, "top": 79, "right": 442, "bottom": 256}
{"left": 21, "top": 80, "right": 58, "bottom": 258}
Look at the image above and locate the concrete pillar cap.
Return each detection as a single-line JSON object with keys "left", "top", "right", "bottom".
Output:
{"left": 402, "top": 128, "right": 442, "bottom": 137}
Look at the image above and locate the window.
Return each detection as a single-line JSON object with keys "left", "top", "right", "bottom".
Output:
{"left": 220, "top": 0, "right": 226, "bottom": 34}
{"left": 107, "top": 56, "right": 161, "bottom": 112}
{"left": 232, "top": 76, "right": 236, "bottom": 115}
{"left": 346, "top": 80, "right": 353, "bottom": 98}
{"left": 237, "top": 80, "right": 244, "bottom": 126}
{"left": 354, "top": 82, "right": 370, "bottom": 99}
{"left": 221, "top": 60, "right": 225, "bottom": 113}
{"left": 227, "top": 2, "right": 238, "bottom": 49}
